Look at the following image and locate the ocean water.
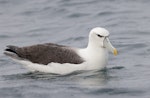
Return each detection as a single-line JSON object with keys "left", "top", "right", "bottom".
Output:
{"left": 0, "top": 0, "right": 150, "bottom": 98}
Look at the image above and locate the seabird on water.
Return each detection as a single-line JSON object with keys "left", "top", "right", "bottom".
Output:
{"left": 4, "top": 27, "right": 118, "bottom": 75}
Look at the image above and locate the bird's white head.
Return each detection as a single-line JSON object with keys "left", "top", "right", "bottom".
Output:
{"left": 88, "top": 27, "right": 118, "bottom": 56}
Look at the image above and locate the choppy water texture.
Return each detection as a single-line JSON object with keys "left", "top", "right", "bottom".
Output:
{"left": 0, "top": 0, "right": 150, "bottom": 98}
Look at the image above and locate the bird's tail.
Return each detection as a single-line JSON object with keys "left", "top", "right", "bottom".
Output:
{"left": 4, "top": 45, "right": 22, "bottom": 60}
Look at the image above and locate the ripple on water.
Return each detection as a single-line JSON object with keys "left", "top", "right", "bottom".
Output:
{"left": 88, "top": 87, "right": 145, "bottom": 96}
{"left": 67, "top": 13, "right": 90, "bottom": 18}
{"left": 0, "top": 35, "right": 10, "bottom": 39}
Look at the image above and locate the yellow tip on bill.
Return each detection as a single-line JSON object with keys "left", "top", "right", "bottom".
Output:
{"left": 113, "top": 48, "right": 118, "bottom": 56}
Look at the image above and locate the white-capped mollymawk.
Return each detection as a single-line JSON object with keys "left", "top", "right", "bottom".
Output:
{"left": 4, "top": 27, "right": 118, "bottom": 75}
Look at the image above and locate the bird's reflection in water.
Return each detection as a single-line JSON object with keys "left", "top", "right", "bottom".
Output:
{"left": 2, "top": 66, "right": 124, "bottom": 90}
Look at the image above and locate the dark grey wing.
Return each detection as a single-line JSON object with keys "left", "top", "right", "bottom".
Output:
{"left": 4, "top": 43, "right": 84, "bottom": 65}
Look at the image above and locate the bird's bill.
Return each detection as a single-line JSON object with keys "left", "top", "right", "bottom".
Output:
{"left": 104, "top": 38, "right": 118, "bottom": 56}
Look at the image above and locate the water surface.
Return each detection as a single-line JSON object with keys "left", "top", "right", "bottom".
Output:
{"left": 0, "top": 0, "right": 150, "bottom": 98}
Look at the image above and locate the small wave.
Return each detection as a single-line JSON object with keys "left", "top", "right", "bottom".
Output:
{"left": 67, "top": 13, "right": 90, "bottom": 18}
{"left": 89, "top": 87, "right": 145, "bottom": 96}
{"left": 109, "top": 66, "right": 125, "bottom": 70}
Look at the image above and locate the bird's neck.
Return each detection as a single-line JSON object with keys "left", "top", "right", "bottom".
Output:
{"left": 80, "top": 41, "right": 108, "bottom": 61}
{"left": 79, "top": 46, "right": 108, "bottom": 70}
{"left": 87, "top": 40, "right": 100, "bottom": 51}
{"left": 79, "top": 38, "right": 108, "bottom": 61}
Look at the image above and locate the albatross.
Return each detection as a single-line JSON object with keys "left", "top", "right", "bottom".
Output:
{"left": 4, "top": 27, "right": 118, "bottom": 75}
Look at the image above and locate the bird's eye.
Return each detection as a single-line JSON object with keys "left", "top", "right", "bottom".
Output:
{"left": 97, "top": 34, "right": 103, "bottom": 38}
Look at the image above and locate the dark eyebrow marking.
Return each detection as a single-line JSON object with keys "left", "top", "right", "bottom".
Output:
{"left": 97, "top": 34, "right": 103, "bottom": 38}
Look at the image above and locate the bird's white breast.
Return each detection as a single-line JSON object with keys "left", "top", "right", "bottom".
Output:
{"left": 78, "top": 48, "right": 108, "bottom": 70}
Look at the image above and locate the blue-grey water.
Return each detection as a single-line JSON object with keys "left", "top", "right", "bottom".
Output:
{"left": 0, "top": 0, "right": 150, "bottom": 98}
